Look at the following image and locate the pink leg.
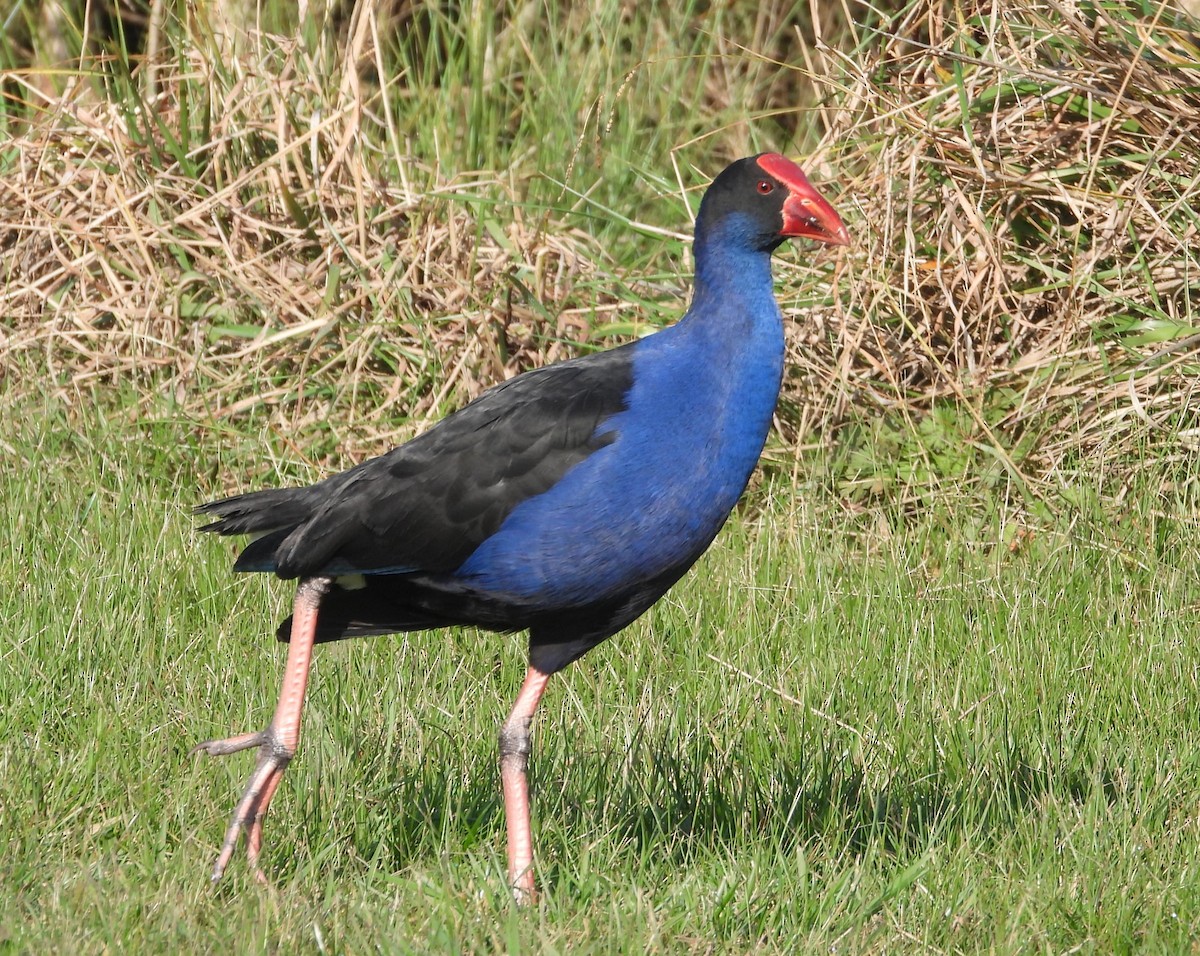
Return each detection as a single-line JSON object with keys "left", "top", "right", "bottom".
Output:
{"left": 498, "top": 664, "right": 551, "bottom": 902}
{"left": 192, "top": 575, "right": 331, "bottom": 882}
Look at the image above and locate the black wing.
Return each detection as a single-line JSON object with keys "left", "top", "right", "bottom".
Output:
{"left": 196, "top": 344, "right": 635, "bottom": 579}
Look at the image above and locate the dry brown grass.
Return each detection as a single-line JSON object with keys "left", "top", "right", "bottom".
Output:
{"left": 0, "top": 36, "right": 623, "bottom": 473}
{"left": 785, "top": 0, "right": 1200, "bottom": 482}
{"left": 2, "top": 0, "right": 1199, "bottom": 488}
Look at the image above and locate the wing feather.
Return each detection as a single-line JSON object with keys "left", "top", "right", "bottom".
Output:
{"left": 198, "top": 344, "right": 634, "bottom": 579}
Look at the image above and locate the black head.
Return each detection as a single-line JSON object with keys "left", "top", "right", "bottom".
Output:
{"left": 695, "top": 153, "right": 850, "bottom": 254}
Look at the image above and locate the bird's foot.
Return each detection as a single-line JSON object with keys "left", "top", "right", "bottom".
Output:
{"left": 191, "top": 726, "right": 293, "bottom": 883}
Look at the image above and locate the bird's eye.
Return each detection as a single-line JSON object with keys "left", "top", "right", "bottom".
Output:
{"left": 756, "top": 180, "right": 774, "bottom": 195}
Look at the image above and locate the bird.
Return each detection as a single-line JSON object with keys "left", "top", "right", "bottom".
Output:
{"left": 191, "top": 152, "right": 850, "bottom": 900}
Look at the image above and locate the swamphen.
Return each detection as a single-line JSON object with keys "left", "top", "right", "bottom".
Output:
{"left": 192, "top": 153, "right": 849, "bottom": 898}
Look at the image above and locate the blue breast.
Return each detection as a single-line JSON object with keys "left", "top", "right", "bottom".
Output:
{"left": 455, "top": 222, "right": 785, "bottom": 607}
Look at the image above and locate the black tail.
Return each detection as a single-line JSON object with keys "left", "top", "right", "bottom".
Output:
{"left": 194, "top": 488, "right": 318, "bottom": 537}
{"left": 196, "top": 488, "right": 327, "bottom": 574}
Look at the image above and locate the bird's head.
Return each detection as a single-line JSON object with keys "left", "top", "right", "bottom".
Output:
{"left": 695, "top": 153, "right": 850, "bottom": 254}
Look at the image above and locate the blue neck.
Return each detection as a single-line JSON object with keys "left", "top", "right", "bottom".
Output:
{"left": 680, "top": 214, "right": 780, "bottom": 341}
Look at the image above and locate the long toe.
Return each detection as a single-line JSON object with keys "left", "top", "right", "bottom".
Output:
{"left": 199, "top": 728, "right": 294, "bottom": 883}
{"left": 191, "top": 730, "right": 268, "bottom": 757}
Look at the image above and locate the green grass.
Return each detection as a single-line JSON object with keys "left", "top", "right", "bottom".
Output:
{"left": 3, "top": 398, "right": 1199, "bottom": 953}
{"left": 4, "top": 0, "right": 1200, "bottom": 951}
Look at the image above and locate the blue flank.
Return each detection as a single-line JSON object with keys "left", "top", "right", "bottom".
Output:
{"left": 455, "top": 211, "right": 785, "bottom": 606}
